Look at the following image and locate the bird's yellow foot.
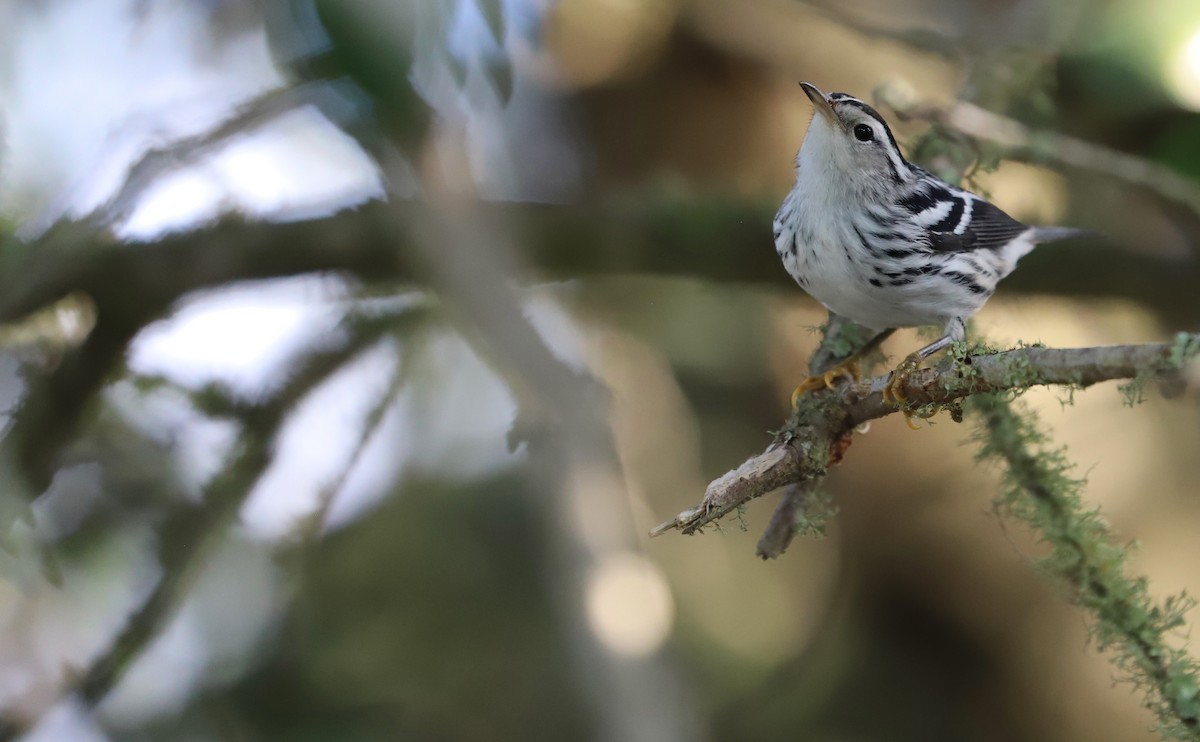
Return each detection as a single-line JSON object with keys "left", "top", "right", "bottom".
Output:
{"left": 790, "top": 359, "right": 861, "bottom": 408}
{"left": 882, "top": 353, "right": 921, "bottom": 406}
{"left": 883, "top": 353, "right": 924, "bottom": 429}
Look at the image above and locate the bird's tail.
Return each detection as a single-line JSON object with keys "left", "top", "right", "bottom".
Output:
{"left": 1031, "top": 226, "right": 1100, "bottom": 244}
{"left": 1003, "top": 226, "right": 1099, "bottom": 266}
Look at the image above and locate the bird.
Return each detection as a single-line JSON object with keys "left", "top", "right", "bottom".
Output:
{"left": 776, "top": 82, "right": 1089, "bottom": 417}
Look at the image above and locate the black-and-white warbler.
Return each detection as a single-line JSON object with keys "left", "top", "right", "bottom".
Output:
{"left": 776, "top": 82, "right": 1089, "bottom": 412}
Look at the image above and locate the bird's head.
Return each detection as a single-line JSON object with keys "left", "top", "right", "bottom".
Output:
{"left": 796, "top": 82, "right": 913, "bottom": 195}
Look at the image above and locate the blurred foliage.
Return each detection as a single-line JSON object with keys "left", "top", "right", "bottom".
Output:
{"left": 269, "top": 0, "right": 431, "bottom": 153}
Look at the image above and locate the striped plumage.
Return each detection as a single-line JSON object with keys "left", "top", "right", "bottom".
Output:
{"left": 775, "top": 83, "right": 1087, "bottom": 365}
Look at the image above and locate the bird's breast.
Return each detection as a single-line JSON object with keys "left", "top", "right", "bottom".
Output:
{"left": 775, "top": 190, "right": 970, "bottom": 330}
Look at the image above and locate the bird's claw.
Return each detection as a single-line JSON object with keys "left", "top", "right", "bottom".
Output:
{"left": 882, "top": 353, "right": 920, "bottom": 405}
{"left": 883, "top": 353, "right": 926, "bottom": 429}
{"left": 790, "top": 360, "right": 860, "bottom": 408}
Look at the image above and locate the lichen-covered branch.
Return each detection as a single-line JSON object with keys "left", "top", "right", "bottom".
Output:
{"left": 755, "top": 480, "right": 840, "bottom": 560}
{"left": 754, "top": 314, "right": 870, "bottom": 559}
{"left": 651, "top": 334, "right": 1200, "bottom": 537}
{"left": 972, "top": 393, "right": 1200, "bottom": 740}
{"left": 655, "top": 327, "right": 1200, "bottom": 737}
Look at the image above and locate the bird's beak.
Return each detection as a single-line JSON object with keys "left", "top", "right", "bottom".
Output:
{"left": 800, "top": 82, "right": 837, "bottom": 126}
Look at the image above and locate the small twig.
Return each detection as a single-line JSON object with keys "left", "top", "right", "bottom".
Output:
{"left": 291, "top": 319, "right": 422, "bottom": 543}
{"left": 755, "top": 480, "right": 819, "bottom": 559}
{"left": 94, "top": 85, "right": 309, "bottom": 229}
{"left": 652, "top": 337, "right": 1199, "bottom": 538}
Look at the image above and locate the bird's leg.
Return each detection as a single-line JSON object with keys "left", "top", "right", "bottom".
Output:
{"left": 791, "top": 326, "right": 894, "bottom": 408}
{"left": 883, "top": 318, "right": 965, "bottom": 428}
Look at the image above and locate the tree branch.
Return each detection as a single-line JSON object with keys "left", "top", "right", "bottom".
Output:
{"left": 798, "top": 2, "right": 962, "bottom": 59}
{"left": 0, "top": 193, "right": 1193, "bottom": 517}
{"left": 754, "top": 481, "right": 818, "bottom": 559}
{"left": 4, "top": 196, "right": 1198, "bottom": 341}
{"left": 0, "top": 316, "right": 395, "bottom": 740}
{"left": 100, "top": 86, "right": 309, "bottom": 230}
{"left": 651, "top": 335, "right": 1200, "bottom": 539}
{"left": 972, "top": 393, "right": 1200, "bottom": 738}
{"left": 878, "top": 86, "right": 1200, "bottom": 228}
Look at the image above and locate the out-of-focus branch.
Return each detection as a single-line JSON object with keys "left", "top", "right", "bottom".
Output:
{"left": 798, "top": 2, "right": 962, "bottom": 59}
{"left": 754, "top": 481, "right": 817, "bottom": 559}
{"left": 401, "top": 197, "right": 697, "bottom": 742}
{"left": 1, "top": 190, "right": 1193, "bottom": 501}
{"left": 290, "top": 310, "right": 426, "bottom": 544}
{"left": 4, "top": 198, "right": 1198, "bottom": 335}
{"left": 651, "top": 335, "right": 1200, "bottom": 539}
{"left": 20, "top": 86, "right": 308, "bottom": 240}
{"left": 98, "top": 86, "right": 308, "bottom": 229}
{"left": 878, "top": 86, "right": 1200, "bottom": 225}
{"left": 9, "top": 311, "right": 155, "bottom": 495}
{"left": 0, "top": 317, "right": 394, "bottom": 741}
{"left": 0, "top": 207, "right": 422, "bottom": 498}
{"left": 972, "top": 394, "right": 1200, "bottom": 738}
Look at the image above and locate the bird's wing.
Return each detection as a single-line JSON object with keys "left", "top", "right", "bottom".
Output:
{"left": 898, "top": 177, "right": 1029, "bottom": 254}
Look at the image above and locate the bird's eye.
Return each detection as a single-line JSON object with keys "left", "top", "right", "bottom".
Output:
{"left": 853, "top": 123, "right": 874, "bottom": 142}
